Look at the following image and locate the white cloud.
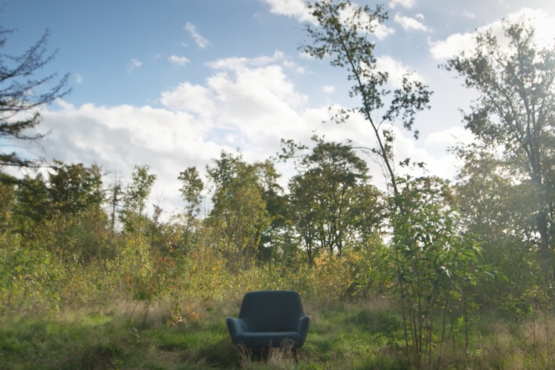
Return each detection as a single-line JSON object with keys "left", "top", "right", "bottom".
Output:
{"left": 203, "top": 65, "right": 309, "bottom": 128}
{"left": 415, "top": 13, "right": 424, "bottom": 20}
{"left": 207, "top": 51, "right": 304, "bottom": 73}
{"left": 425, "top": 127, "right": 475, "bottom": 147}
{"left": 163, "top": 55, "right": 312, "bottom": 147}
{"left": 282, "top": 60, "right": 305, "bottom": 74}
{"left": 429, "top": 8, "right": 555, "bottom": 60}
{"left": 36, "top": 102, "right": 223, "bottom": 215}
{"left": 375, "top": 56, "right": 424, "bottom": 88}
{"left": 28, "top": 51, "right": 461, "bottom": 217}
{"left": 394, "top": 13, "right": 428, "bottom": 31}
{"left": 28, "top": 57, "right": 316, "bottom": 213}
{"left": 44, "top": 103, "right": 211, "bottom": 159}
{"left": 323, "top": 85, "right": 335, "bottom": 94}
{"left": 160, "top": 82, "right": 215, "bottom": 117}
{"left": 373, "top": 21, "right": 396, "bottom": 40}
{"left": 429, "top": 32, "right": 476, "bottom": 60}
{"left": 128, "top": 58, "right": 142, "bottom": 72}
{"left": 75, "top": 74, "right": 83, "bottom": 84}
{"left": 258, "top": 0, "right": 315, "bottom": 23}
{"left": 389, "top": 0, "right": 415, "bottom": 9}
{"left": 168, "top": 55, "right": 190, "bottom": 66}
{"left": 207, "top": 51, "right": 285, "bottom": 70}
{"left": 389, "top": 124, "right": 463, "bottom": 182}
{"left": 505, "top": 8, "right": 555, "bottom": 44}
{"left": 258, "top": 0, "right": 394, "bottom": 40}
{"left": 184, "top": 22, "right": 210, "bottom": 48}
{"left": 338, "top": 3, "right": 395, "bottom": 40}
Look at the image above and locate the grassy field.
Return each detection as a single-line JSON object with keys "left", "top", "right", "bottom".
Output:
{"left": 1, "top": 297, "right": 555, "bottom": 370}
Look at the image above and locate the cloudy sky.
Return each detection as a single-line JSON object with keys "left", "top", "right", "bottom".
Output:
{"left": 3, "top": 0, "right": 555, "bottom": 214}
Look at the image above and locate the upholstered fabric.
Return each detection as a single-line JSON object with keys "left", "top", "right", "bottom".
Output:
{"left": 226, "top": 290, "right": 310, "bottom": 350}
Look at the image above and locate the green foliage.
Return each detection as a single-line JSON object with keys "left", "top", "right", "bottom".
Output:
{"left": 0, "top": 240, "right": 65, "bottom": 313}
{"left": 0, "top": 175, "right": 16, "bottom": 230}
{"left": 178, "top": 167, "right": 204, "bottom": 219}
{"left": 2, "top": 7, "right": 555, "bottom": 370}
{"left": 120, "top": 165, "right": 157, "bottom": 234}
{"left": 177, "top": 167, "right": 204, "bottom": 251}
{"left": 48, "top": 161, "right": 104, "bottom": 215}
{"left": 388, "top": 176, "right": 482, "bottom": 369}
{"left": 444, "top": 19, "right": 555, "bottom": 274}
{"left": 120, "top": 235, "right": 173, "bottom": 329}
{"left": 285, "top": 136, "right": 384, "bottom": 264}
{"left": 455, "top": 147, "right": 541, "bottom": 307}
{"left": 9, "top": 162, "right": 107, "bottom": 264}
{"left": 205, "top": 151, "right": 271, "bottom": 270}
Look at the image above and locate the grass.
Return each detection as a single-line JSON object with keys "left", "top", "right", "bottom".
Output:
{"left": 1, "top": 298, "right": 555, "bottom": 370}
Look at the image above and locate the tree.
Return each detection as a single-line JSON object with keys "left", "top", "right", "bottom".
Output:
{"left": 0, "top": 172, "right": 15, "bottom": 231}
{"left": 47, "top": 161, "right": 106, "bottom": 262}
{"left": 300, "top": 4, "right": 484, "bottom": 368}
{"left": 300, "top": 0, "right": 431, "bottom": 204}
{"left": 205, "top": 151, "right": 270, "bottom": 269}
{"left": 289, "top": 169, "right": 320, "bottom": 265}
{"left": 13, "top": 173, "right": 50, "bottom": 227}
{"left": 10, "top": 161, "right": 107, "bottom": 263}
{"left": 178, "top": 167, "right": 204, "bottom": 220}
{"left": 0, "top": 26, "right": 69, "bottom": 167}
{"left": 177, "top": 166, "right": 204, "bottom": 250}
{"left": 388, "top": 175, "right": 481, "bottom": 367}
{"left": 120, "top": 165, "right": 157, "bottom": 235}
{"left": 444, "top": 20, "right": 555, "bottom": 271}
{"left": 455, "top": 146, "right": 539, "bottom": 306}
{"left": 286, "top": 136, "right": 382, "bottom": 262}
{"left": 253, "top": 159, "right": 292, "bottom": 264}
{"left": 107, "top": 174, "right": 122, "bottom": 233}
{"left": 47, "top": 161, "right": 103, "bottom": 216}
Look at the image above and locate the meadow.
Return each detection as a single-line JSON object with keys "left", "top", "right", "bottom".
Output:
{"left": 3, "top": 2, "right": 555, "bottom": 369}
{"left": 1, "top": 241, "right": 555, "bottom": 370}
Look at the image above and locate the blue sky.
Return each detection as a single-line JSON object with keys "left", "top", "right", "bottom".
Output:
{"left": 4, "top": 0, "right": 555, "bottom": 214}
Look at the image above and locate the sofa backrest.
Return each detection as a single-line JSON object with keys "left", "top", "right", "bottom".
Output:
{"left": 238, "top": 290, "right": 304, "bottom": 332}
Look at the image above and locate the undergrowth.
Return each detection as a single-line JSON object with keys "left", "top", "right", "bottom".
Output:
{"left": 2, "top": 298, "right": 555, "bottom": 370}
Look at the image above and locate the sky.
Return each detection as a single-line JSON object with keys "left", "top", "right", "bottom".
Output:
{"left": 3, "top": 0, "right": 555, "bottom": 216}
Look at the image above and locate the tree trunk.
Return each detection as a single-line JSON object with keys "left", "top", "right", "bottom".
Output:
{"left": 536, "top": 210, "right": 551, "bottom": 274}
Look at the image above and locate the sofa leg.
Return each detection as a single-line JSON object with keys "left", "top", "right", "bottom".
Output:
{"left": 293, "top": 348, "right": 298, "bottom": 363}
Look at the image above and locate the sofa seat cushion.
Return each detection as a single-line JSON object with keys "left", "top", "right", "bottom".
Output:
{"left": 235, "top": 331, "right": 302, "bottom": 350}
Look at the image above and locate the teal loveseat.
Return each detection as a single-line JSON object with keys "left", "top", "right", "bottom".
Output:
{"left": 226, "top": 290, "right": 310, "bottom": 351}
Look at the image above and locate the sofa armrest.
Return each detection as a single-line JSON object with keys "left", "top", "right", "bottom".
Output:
{"left": 226, "top": 318, "right": 248, "bottom": 340}
{"left": 297, "top": 315, "right": 310, "bottom": 342}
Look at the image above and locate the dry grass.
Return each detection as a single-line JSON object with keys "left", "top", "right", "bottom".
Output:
{"left": 434, "top": 312, "right": 555, "bottom": 370}
{"left": 4, "top": 297, "right": 555, "bottom": 370}
{"left": 239, "top": 345, "right": 298, "bottom": 370}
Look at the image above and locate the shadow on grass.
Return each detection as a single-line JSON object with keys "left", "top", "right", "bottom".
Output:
{"left": 79, "top": 342, "right": 125, "bottom": 370}
{"left": 185, "top": 338, "right": 241, "bottom": 368}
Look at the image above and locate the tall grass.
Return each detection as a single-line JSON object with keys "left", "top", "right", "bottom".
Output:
{"left": 3, "top": 297, "right": 555, "bottom": 370}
